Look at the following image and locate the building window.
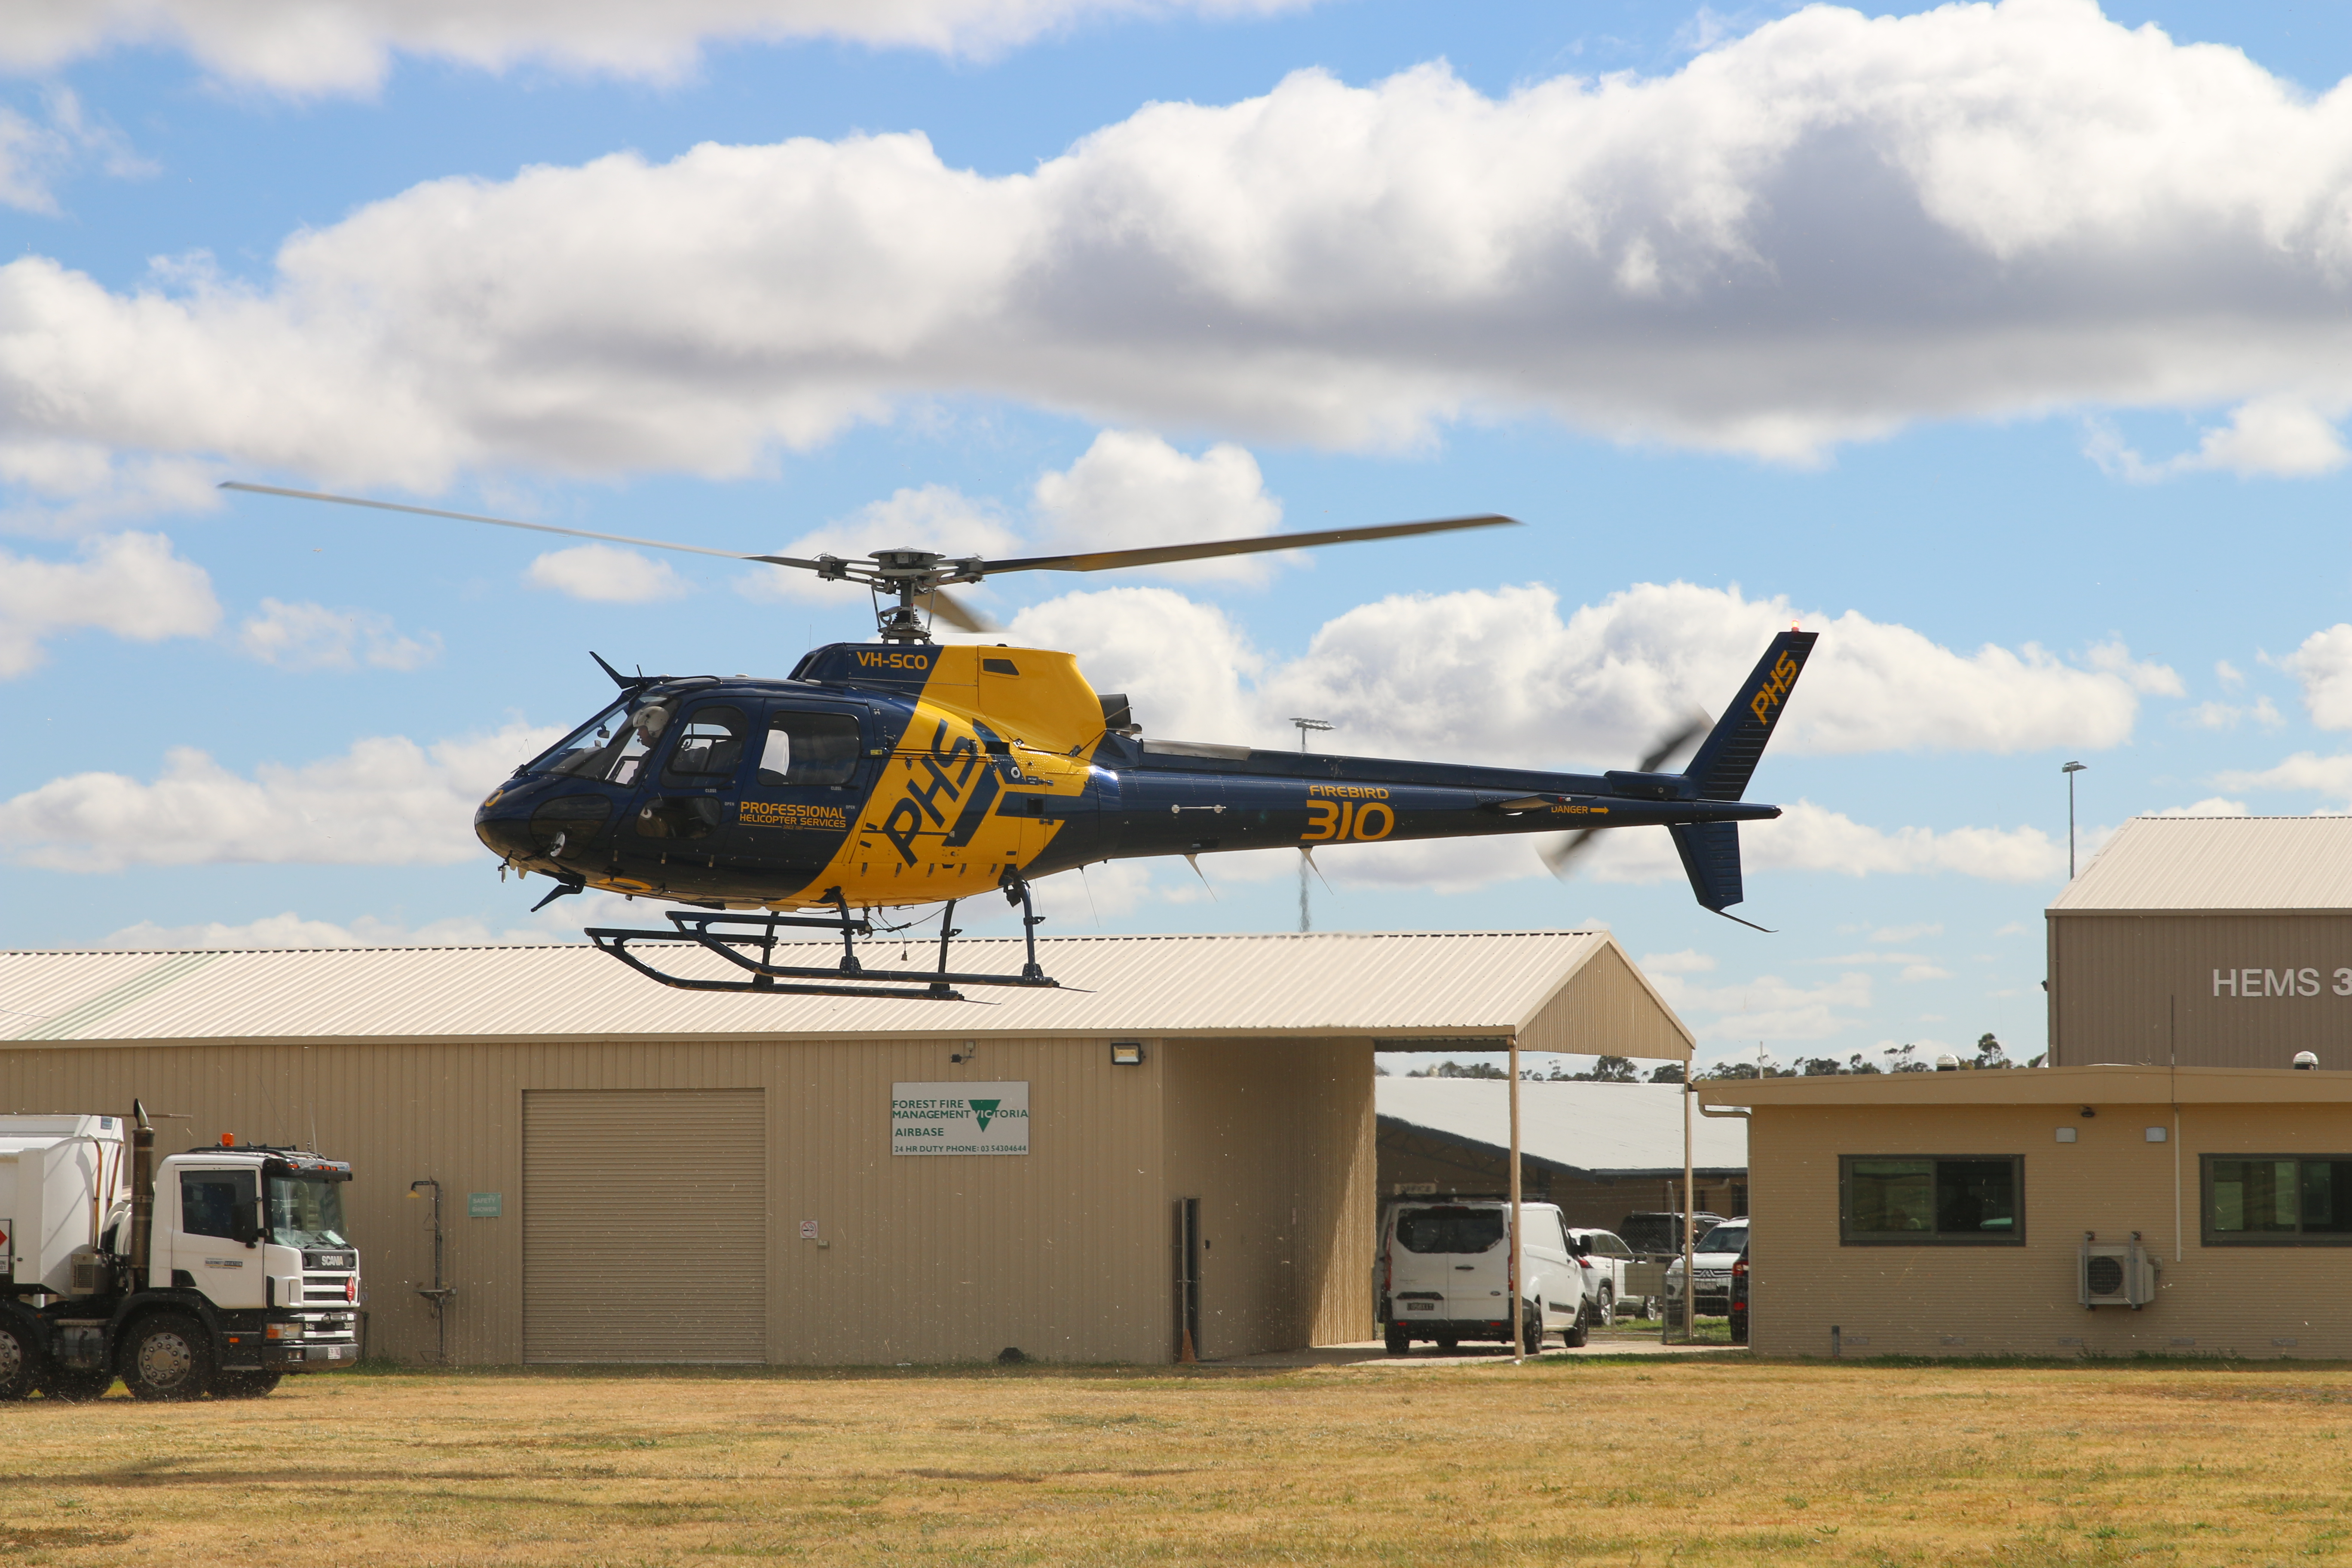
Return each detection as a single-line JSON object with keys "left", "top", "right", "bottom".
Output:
{"left": 1839, "top": 1156, "right": 2024, "bottom": 1245}
{"left": 2203, "top": 1156, "right": 2352, "bottom": 1245}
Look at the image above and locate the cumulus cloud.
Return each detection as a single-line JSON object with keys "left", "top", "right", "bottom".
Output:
{"left": 236, "top": 597, "right": 441, "bottom": 670}
{"left": 1030, "top": 430, "right": 1284, "bottom": 582}
{"left": 0, "top": 530, "right": 219, "bottom": 676}
{"left": 1568, "top": 801, "right": 2065, "bottom": 887}
{"left": 2152, "top": 796, "right": 2247, "bottom": 816}
{"left": 2214, "top": 753, "right": 2352, "bottom": 799}
{"left": 1648, "top": 968, "right": 1874, "bottom": 1043}
{"left": 2181, "top": 695, "right": 2284, "bottom": 729}
{"left": 2087, "top": 397, "right": 2352, "bottom": 482}
{"left": 1, "top": 0, "right": 1315, "bottom": 92}
{"left": 0, "top": 86, "right": 152, "bottom": 214}
{"left": 2278, "top": 625, "right": 2352, "bottom": 729}
{"left": 0, "top": 720, "right": 554, "bottom": 870}
{"left": 737, "top": 484, "right": 1018, "bottom": 606}
{"left": 526, "top": 544, "right": 687, "bottom": 603}
{"left": 25, "top": 3, "right": 2352, "bottom": 492}
{"left": 1019, "top": 578, "right": 2169, "bottom": 762}
{"left": 104, "top": 908, "right": 567, "bottom": 948}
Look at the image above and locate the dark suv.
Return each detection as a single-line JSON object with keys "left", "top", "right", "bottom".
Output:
{"left": 1617, "top": 1211, "right": 1727, "bottom": 1257}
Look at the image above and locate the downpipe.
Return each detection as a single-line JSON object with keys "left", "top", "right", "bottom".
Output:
{"left": 129, "top": 1099, "right": 154, "bottom": 1290}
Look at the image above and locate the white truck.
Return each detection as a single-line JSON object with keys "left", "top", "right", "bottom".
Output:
{"left": 0, "top": 1102, "right": 361, "bottom": 1401}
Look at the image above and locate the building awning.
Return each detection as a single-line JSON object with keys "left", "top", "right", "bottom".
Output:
{"left": 0, "top": 929, "right": 1694, "bottom": 1052}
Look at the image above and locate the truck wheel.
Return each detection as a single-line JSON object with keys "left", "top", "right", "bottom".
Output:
{"left": 215, "top": 1372, "right": 283, "bottom": 1400}
{"left": 1383, "top": 1326, "right": 1410, "bottom": 1356}
{"left": 42, "top": 1369, "right": 113, "bottom": 1403}
{"left": 125, "top": 1315, "right": 211, "bottom": 1402}
{"left": 0, "top": 1321, "right": 34, "bottom": 1400}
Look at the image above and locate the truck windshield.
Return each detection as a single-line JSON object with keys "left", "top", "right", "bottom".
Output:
{"left": 1393, "top": 1207, "right": 1505, "bottom": 1255}
{"left": 268, "top": 1176, "right": 349, "bottom": 1247}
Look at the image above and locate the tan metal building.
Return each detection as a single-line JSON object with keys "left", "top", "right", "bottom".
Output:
{"left": 0, "top": 929, "right": 1689, "bottom": 1366}
{"left": 1704, "top": 1064, "right": 2352, "bottom": 1359}
{"left": 2049, "top": 815, "right": 2352, "bottom": 1068}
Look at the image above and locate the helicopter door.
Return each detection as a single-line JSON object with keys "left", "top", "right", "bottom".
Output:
{"left": 731, "top": 705, "right": 867, "bottom": 887}
{"left": 628, "top": 703, "right": 750, "bottom": 852}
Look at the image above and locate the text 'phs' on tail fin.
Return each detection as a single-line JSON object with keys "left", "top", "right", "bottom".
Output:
{"left": 1681, "top": 629, "right": 1818, "bottom": 802}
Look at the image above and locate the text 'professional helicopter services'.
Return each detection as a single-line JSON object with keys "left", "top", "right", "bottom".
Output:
{"left": 224, "top": 482, "right": 1816, "bottom": 1000}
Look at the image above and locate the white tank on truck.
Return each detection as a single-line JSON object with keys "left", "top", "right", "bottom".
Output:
{"left": 0, "top": 1101, "right": 361, "bottom": 1400}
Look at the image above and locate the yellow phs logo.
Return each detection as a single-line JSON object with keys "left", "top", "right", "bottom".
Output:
{"left": 1749, "top": 650, "right": 1801, "bottom": 727}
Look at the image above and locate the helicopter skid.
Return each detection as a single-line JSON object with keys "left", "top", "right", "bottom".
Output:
{"left": 585, "top": 907, "right": 1061, "bottom": 1001}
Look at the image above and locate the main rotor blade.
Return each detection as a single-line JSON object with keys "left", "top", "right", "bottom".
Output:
{"left": 1542, "top": 828, "right": 1601, "bottom": 879}
{"left": 220, "top": 482, "right": 823, "bottom": 570}
{"left": 982, "top": 514, "right": 1518, "bottom": 576}
{"left": 1638, "top": 717, "right": 1710, "bottom": 775}
{"left": 917, "top": 586, "right": 995, "bottom": 634}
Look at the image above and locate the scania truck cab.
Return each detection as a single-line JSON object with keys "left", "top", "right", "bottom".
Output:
{"left": 0, "top": 1102, "right": 361, "bottom": 1400}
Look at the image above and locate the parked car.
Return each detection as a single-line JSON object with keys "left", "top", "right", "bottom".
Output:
{"left": 1617, "top": 1211, "right": 1728, "bottom": 1258}
{"left": 1729, "top": 1234, "right": 1749, "bottom": 1344}
{"left": 1378, "top": 1200, "right": 1600, "bottom": 1354}
{"left": 1564, "top": 1228, "right": 1645, "bottom": 1319}
{"left": 1663, "top": 1219, "right": 1749, "bottom": 1319}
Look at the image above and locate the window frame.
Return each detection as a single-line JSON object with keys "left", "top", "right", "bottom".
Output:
{"left": 1838, "top": 1154, "right": 2026, "bottom": 1247}
{"left": 2200, "top": 1153, "right": 2352, "bottom": 1247}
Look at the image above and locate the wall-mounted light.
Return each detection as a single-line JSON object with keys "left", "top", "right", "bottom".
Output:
{"left": 2055, "top": 1127, "right": 2078, "bottom": 1143}
{"left": 1110, "top": 1041, "right": 1145, "bottom": 1066}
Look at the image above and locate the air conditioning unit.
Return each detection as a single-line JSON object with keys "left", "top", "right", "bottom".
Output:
{"left": 2079, "top": 1234, "right": 2157, "bottom": 1308}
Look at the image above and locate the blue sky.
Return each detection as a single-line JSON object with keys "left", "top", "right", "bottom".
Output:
{"left": 5, "top": 0, "right": 2352, "bottom": 1073}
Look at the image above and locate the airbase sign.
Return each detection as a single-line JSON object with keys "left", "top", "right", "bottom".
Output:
{"left": 892, "top": 1082, "right": 1031, "bottom": 1156}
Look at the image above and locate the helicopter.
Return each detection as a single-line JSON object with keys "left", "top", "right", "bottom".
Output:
{"left": 223, "top": 481, "right": 1816, "bottom": 999}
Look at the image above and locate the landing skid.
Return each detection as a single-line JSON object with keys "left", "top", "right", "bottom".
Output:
{"left": 585, "top": 883, "right": 1062, "bottom": 1001}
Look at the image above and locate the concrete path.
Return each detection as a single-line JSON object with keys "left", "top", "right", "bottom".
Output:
{"left": 1215, "top": 1332, "right": 1750, "bottom": 1369}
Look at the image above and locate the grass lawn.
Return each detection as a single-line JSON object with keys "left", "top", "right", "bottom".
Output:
{"left": 3, "top": 1354, "right": 2347, "bottom": 1565}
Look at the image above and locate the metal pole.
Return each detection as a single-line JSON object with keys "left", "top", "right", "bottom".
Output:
{"left": 2063, "top": 761, "right": 2086, "bottom": 880}
{"left": 1509, "top": 1033, "right": 1524, "bottom": 1364}
{"left": 1683, "top": 1080, "right": 1697, "bottom": 1344}
{"left": 1292, "top": 718, "right": 1332, "bottom": 933}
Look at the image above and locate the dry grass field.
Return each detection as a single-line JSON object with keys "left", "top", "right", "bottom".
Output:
{"left": 3, "top": 1354, "right": 2349, "bottom": 1565}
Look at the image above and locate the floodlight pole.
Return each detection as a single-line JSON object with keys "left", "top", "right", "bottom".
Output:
{"left": 1509, "top": 1032, "right": 1524, "bottom": 1366}
{"left": 1683, "top": 1081, "right": 1697, "bottom": 1344}
{"left": 1291, "top": 718, "right": 1333, "bottom": 933}
{"left": 2062, "top": 761, "right": 2086, "bottom": 880}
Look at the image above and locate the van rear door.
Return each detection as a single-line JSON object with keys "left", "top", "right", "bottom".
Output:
{"left": 1390, "top": 1204, "right": 1508, "bottom": 1322}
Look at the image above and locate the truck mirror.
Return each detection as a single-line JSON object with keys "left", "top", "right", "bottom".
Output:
{"left": 233, "top": 1208, "right": 260, "bottom": 1248}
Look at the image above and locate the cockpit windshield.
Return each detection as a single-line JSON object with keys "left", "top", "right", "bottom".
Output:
{"left": 524, "top": 698, "right": 675, "bottom": 787}
{"left": 267, "top": 1175, "right": 349, "bottom": 1248}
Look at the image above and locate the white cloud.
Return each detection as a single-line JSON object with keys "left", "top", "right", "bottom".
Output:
{"left": 2279, "top": 625, "right": 2352, "bottom": 729}
{"left": 0, "top": 720, "right": 556, "bottom": 870}
{"left": 1045, "top": 577, "right": 2159, "bottom": 762}
{"left": 0, "top": 530, "right": 219, "bottom": 676}
{"left": 1030, "top": 430, "right": 1284, "bottom": 583}
{"left": 0, "top": 86, "right": 152, "bottom": 214}
{"left": 2083, "top": 638, "right": 2183, "bottom": 696}
{"left": 30, "top": 3, "right": 2352, "bottom": 490}
{"left": 2215, "top": 753, "right": 2352, "bottom": 799}
{"left": 1871, "top": 923, "right": 1941, "bottom": 943}
{"left": 2087, "top": 397, "right": 2352, "bottom": 482}
{"left": 2217, "top": 660, "right": 2245, "bottom": 689}
{"left": 1638, "top": 948, "right": 1718, "bottom": 975}
{"left": 0, "top": 0, "right": 1317, "bottom": 92}
{"left": 104, "top": 908, "right": 561, "bottom": 948}
{"left": 236, "top": 597, "right": 441, "bottom": 670}
{"left": 2181, "top": 695, "right": 2283, "bottom": 729}
{"left": 527, "top": 543, "right": 688, "bottom": 603}
{"left": 1649, "top": 969, "right": 1873, "bottom": 1043}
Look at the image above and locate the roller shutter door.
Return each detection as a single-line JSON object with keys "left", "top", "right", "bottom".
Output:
{"left": 524, "top": 1088, "right": 767, "bottom": 1363}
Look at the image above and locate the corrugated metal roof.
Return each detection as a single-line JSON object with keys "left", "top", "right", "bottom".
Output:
{"left": 2050, "top": 816, "right": 2352, "bottom": 913}
{"left": 1700, "top": 1062, "right": 2352, "bottom": 1106}
{"left": 0, "top": 930, "right": 1670, "bottom": 1046}
{"left": 1376, "top": 1078, "right": 1746, "bottom": 1176}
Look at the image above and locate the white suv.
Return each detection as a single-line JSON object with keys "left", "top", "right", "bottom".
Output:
{"left": 1664, "top": 1219, "right": 1749, "bottom": 1320}
{"left": 1379, "top": 1200, "right": 1601, "bottom": 1354}
{"left": 1565, "top": 1228, "right": 1645, "bottom": 1320}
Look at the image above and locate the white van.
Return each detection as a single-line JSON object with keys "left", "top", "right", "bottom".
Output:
{"left": 1378, "top": 1199, "right": 1598, "bottom": 1354}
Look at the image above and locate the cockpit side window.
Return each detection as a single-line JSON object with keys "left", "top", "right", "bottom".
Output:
{"left": 661, "top": 705, "right": 749, "bottom": 787}
{"left": 758, "top": 710, "right": 862, "bottom": 788}
{"left": 528, "top": 699, "right": 631, "bottom": 778}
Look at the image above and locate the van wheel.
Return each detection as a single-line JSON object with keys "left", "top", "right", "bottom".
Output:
{"left": 1434, "top": 1336, "right": 1458, "bottom": 1351}
{"left": 1562, "top": 1300, "right": 1590, "bottom": 1349}
{"left": 1521, "top": 1306, "right": 1544, "bottom": 1356}
{"left": 126, "top": 1315, "right": 211, "bottom": 1402}
{"left": 0, "top": 1321, "right": 34, "bottom": 1400}
{"left": 1384, "top": 1326, "right": 1410, "bottom": 1356}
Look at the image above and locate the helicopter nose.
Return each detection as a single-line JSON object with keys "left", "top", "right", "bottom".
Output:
{"left": 474, "top": 790, "right": 536, "bottom": 861}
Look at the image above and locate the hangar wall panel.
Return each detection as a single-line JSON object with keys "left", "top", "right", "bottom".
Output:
{"left": 1748, "top": 1098, "right": 2352, "bottom": 1359}
{"left": 523, "top": 1088, "right": 766, "bottom": 1363}
{"left": 2049, "top": 913, "right": 2352, "bottom": 1069}
{"left": 1163, "top": 1037, "right": 1373, "bottom": 1359}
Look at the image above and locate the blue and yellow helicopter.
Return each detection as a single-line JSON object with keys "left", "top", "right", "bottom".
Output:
{"left": 227, "top": 482, "right": 1814, "bottom": 998}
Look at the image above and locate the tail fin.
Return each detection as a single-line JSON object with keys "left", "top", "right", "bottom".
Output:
{"left": 1670, "top": 821, "right": 1743, "bottom": 911}
{"left": 1682, "top": 630, "right": 1818, "bottom": 802}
